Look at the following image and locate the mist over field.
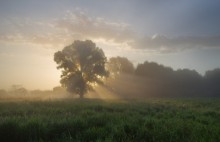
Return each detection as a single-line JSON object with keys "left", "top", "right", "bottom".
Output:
{"left": 1, "top": 0, "right": 220, "bottom": 142}
{"left": 1, "top": 50, "right": 220, "bottom": 101}
{"left": 1, "top": 60, "right": 220, "bottom": 100}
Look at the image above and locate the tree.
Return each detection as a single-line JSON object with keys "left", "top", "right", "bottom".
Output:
{"left": 54, "top": 40, "right": 109, "bottom": 98}
{"left": 10, "top": 85, "right": 28, "bottom": 95}
{"left": 53, "top": 86, "right": 67, "bottom": 95}
{"left": 107, "top": 57, "right": 135, "bottom": 74}
{"left": 204, "top": 68, "right": 220, "bottom": 96}
{"left": 135, "top": 61, "right": 173, "bottom": 79}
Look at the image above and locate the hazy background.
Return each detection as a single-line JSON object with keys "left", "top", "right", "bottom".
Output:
{"left": 0, "top": 0, "right": 220, "bottom": 90}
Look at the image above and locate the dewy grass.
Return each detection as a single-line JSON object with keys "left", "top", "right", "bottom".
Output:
{"left": 0, "top": 98, "right": 219, "bottom": 142}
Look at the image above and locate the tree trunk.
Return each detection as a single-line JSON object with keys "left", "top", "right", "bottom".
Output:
{"left": 79, "top": 92, "right": 84, "bottom": 99}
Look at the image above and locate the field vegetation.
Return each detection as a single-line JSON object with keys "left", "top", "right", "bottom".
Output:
{"left": 0, "top": 41, "right": 220, "bottom": 142}
{"left": 0, "top": 98, "right": 219, "bottom": 142}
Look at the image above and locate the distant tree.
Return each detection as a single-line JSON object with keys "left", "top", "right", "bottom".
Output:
{"left": 174, "top": 69, "right": 202, "bottom": 85}
{"left": 135, "top": 61, "right": 173, "bottom": 79}
{"left": 0, "top": 89, "right": 7, "bottom": 96}
{"left": 30, "top": 90, "right": 53, "bottom": 96}
{"left": 11, "top": 85, "right": 23, "bottom": 91}
{"left": 205, "top": 68, "right": 220, "bottom": 82}
{"left": 204, "top": 68, "right": 220, "bottom": 96}
{"left": 10, "top": 85, "right": 28, "bottom": 95}
{"left": 134, "top": 61, "right": 207, "bottom": 97}
{"left": 174, "top": 69, "right": 203, "bottom": 96}
{"left": 54, "top": 40, "right": 109, "bottom": 98}
{"left": 53, "top": 86, "right": 67, "bottom": 95}
{"left": 107, "top": 57, "right": 135, "bottom": 74}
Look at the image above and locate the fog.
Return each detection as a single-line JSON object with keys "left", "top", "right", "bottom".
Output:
{"left": 1, "top": 55, "right": 220, "bottom": 101}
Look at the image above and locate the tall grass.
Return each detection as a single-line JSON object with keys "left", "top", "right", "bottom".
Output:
{"left": 0, "top": 98, "right": 219, "bottom": 142}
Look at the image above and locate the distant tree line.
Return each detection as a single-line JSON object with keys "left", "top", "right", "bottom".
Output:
{"left": 1, "top": 56, "right": 219, "bottom": 98}
{"left": 108, "top": 57, "right": 220, "bottom": 97}
{"left": 0, "top": 85, "right": 67, "bottom": 97}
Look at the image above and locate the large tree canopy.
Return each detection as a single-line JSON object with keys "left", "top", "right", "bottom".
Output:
{"left": 54, "top": 40, "right": 109, "bottom": 98}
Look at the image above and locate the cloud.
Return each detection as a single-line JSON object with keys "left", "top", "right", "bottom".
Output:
{"left": 53, "top": 10, "right": 135, "bottom": 43}
{"left": 0, "top": 10, "right": 220, "bottom": 53}
{"left": 132, "top": 34, "right": 220, "bottom": 53}
{"left": 0, "top": 17, "right": 78, "bottom": 48}
{"left": 0, "top": 10, "right": 134, "bottom": 49}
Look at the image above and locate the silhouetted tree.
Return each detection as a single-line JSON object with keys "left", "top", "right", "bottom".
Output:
{"left": 135, "top": 61, "right": 173, "bottom": 79}
{"left": 174, "top": 69, "right": 203, "bottom": 96}
{"left": 204, "top": 68, "right": 220, "bottom": 96}
{"left": 134, "top": 61, "right": 206, "bottom": 97}
{"left": 54, "top": 40, "right": 109, "bottom": 98}
{"left": 107, "top": 57, "right": 134, "bottom": 74}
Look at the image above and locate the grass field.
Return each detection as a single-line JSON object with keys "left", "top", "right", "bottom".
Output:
{"left": 0, "top": 98, "right": 219, "bottom": 142}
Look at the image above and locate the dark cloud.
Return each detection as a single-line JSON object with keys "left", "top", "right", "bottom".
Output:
{"left": 132, "top": 35, "right": 220, "bottom": 53}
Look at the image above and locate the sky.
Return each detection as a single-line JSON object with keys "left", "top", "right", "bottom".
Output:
{"left": 0, "top": 0, "right": 220, "bottom": 90}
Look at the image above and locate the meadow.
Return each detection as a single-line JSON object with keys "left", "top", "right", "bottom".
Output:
{"left": 0, "top": 98, "right": 219, "bottom": 142}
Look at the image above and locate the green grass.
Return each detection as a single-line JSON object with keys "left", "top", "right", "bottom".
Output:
{"left": 0, "top": 98, "right": 219, "bottom": 142}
